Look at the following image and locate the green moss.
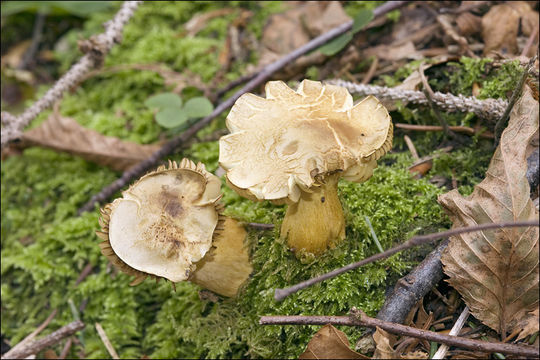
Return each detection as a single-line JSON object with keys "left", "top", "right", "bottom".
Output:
{"left": 444, "top": 57, "right": 522, "bottom": 99}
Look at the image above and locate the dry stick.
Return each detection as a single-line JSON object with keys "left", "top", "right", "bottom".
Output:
{"left": 95, "top": 323, "right": 119, "bottom": 359}
{"left": 432, "top": 306, "right": 470, "bottom": 359}
{"left": 396, "top": 123, "right": 494, "bottom": 138}
{"left": 327, "top": 80, "right": 508, "bottom": 122}
{"left": 403, "top": 135, "right": 420, "bottom": 161}
{"left": 77, "top": 0, "right": 408, "bottom": 214}
{"left": 244, "top": 222, "right": 275, "bottom": 230}
{"left": 0, "top": 1, "right": 143, "bottom": 148}
{"left": 494, "top": 54, "right": 538, "bottom": 147}
{"left": 521, "top": 25, "right": 539, "bottom": 58}
{"left": 59, "top": 337, "right": 73, "bottom": 359}
{"left": 376, "top": 239, "right": 449, "bottom": 326}
{"left": 18, "top": 12, "right": 46, "bottom": 70}
{"left": 259, "top": 309, "right": 539, "bottom": 358}
{"left": 419, "top": 63, "right": 457, "bottom": 140}
{"left": 274, "top": 220, "right": 538, "bottom": 301}
{"left": 361, "top": 56, "right": 379, "bottom": 85}
{"left": 1, "top": 321, "right": 85, "bottom": 360}
{"left": 3, "top": 309, "right": 58, "bottom": 359}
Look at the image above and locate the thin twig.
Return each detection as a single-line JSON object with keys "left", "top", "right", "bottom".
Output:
{"left": 1, "top": 1, "right": 143, "bottom": 148}
{"left": 1, "top": 321, "right": 85, "bottom": 360}
{"left": 258, "top": 309, "right": 539, "bottom": 358}
{"left": 18, "top": 12, "right": 46, "bottom": 70}
{"left": 403, "top": 135, "right": 420, "bottom": 161}
{"left": 521, "top": 25, "right": 539, "bottom": 58}
{"left": 327, "top": 80, "right": 508, "bottom": 122}
{"left": 3, "top": 309, "right": 58, "bottom": 359}
{"left": 59, "top": 337, "right": 73, "bottom": 359}
{"left": 361, "top": 57, "right": 379, "bottom": 85}
{"left": 396, "top": 123, "right": 493, "bottom": 138}
{"left": 432, "top": 307, "right": 470, "bottom": 359}
{"left": 244, "top": 222, "right": 275, "bottom": 230}
{"left": 77, "top": 1, "right": 408, "bottom": 214}
{"left": 95, "top": 323, "right": 119, "bottom": 359}
{"left": 419, "top": 63, "right": 457, "bottom": 139}
{"left": 494, "top": 55, "right": 538, "bottom": 147}
{"left": 74, "top": 263, "right": 94, "bottom": 286}
{"left": 273, "top": 220, "right": 538, "bottom": 301}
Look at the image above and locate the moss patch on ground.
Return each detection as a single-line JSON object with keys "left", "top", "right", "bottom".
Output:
{"left": 1, "top": 2, "right": 519, "bottom": 359}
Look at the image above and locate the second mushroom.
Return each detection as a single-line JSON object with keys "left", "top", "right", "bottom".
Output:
{"left": 219, "top": 80, "right": 393, "bottom": 256}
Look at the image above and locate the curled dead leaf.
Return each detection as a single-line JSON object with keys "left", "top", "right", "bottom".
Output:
{"left": 439, "top": 85, "right": 539, "bottom": 337}
{"left": 299, "top": 324, "right": 368, "bottom": 359}
{"left": 373, "top": 327, "right": 397, "bottom": 359}
{"left": 20, "top": 113, "right": 161, "bottom": 172}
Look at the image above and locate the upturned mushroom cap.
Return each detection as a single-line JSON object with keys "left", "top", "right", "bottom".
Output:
{"left": 219, "top": 79, "right": 393, "bottom": 203}
{"left": 97, "top": 159, "right": 223, "bottom": 284}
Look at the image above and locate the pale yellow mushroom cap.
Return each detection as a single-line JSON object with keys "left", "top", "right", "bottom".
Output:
{"left": 219, "top": 79, "right": 393, "bottom": 203}
{"left": 103, "top": 159, "right": 222, "bottom": 283}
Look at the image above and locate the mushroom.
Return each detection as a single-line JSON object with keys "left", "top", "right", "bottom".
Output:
{"left": 96, "top": 158, "right": 252, "bottom": 297}
{"left": 219, "top": 80, "right": 393, "bottom": 256}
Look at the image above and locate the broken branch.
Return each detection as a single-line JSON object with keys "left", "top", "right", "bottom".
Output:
{"left": 259, "top": 309, "right": 539, "bottom": 358}
{"left": 1, "top": 321, "right": 85, "bottom": 360}
{"left": 274, "top": 220, "right": 539, "bottom": 301}
{"left": 396, "top": 123, "right": 493, "bottom": 138}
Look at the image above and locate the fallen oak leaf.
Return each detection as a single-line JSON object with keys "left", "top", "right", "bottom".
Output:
{"left": 439, "top": 85, "right": 539, "bottom": 338}
{"left": 299, "top": 324, "right": 368, "bottom": 359}
{"left": 20, "top": 113, "right": 161, "bottom": 172}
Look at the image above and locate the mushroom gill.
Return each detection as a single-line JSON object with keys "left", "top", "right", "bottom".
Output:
{"left": 97, "top": 158, "right": 252, "bottom": 297}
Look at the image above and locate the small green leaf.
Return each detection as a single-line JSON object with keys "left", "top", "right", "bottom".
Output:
{"left": 352, "top": 9, "right": 374, "bottom": 33}
{"left": 145, "top": 93, "right": 182, "bottom": 110}
{"left": 155, "top": 107, "right": 188, "bottom": 129}
{"left": 183, "top": 97, "right": 214, "bottom": 118}
{"left": 318, "top": 32, "right": 353, "bottom": 56}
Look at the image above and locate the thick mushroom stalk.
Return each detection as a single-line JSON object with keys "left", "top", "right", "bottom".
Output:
{"left": 96, "top": 159, "right": 252, "bottom": 297}
{"left": 219, "top": 80, "right": 393, "bottom": 256}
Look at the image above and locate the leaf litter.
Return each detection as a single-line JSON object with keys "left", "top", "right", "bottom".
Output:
{"left": 439, "top": 85, "right": 539, "bottom": 338}
{"left": 19, "top": 111, "right": 161, "bottom": 172}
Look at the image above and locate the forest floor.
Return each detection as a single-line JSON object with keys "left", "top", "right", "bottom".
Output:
{"left": 1, "top": 1, "right": 539, "bottom": 359}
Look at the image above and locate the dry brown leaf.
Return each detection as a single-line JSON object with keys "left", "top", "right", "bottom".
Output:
{"left": 439, "top": 85, "right": 539, "bottom": 337}
{"left": 364, "top": 41, "right": 422, "bottom": 62}
{"left": 515, "top": 308, "right": 539, "bottom": 341}
{"left": 401, "top": 350, "right": 428, "bottom": 359}
{"left": 481, "top": 1, "right": 538, "bottom": 56}
{"left": 1, "top": 39, "right": 32, "bottom": 68}
{"left": 258, "top": 2, "right": 350, "bottom": 71}
{"left": 299, "top": 324, "right": 368, "bottom": 359}
{"left": 21, "top": 113, "right": 161, "bottom": 172}
{"left": 456, "top": 12, "right": 482, "bottom": 37}
{"left": 372, "top": 326, "right": 397, "bottom": 359}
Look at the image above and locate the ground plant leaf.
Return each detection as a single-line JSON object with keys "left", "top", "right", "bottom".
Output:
{"left": 299, "top": 324, "right": 368, "bottom": 359}
{"left": 439, "top": 86, "right": 539, "bottom": 337}
{"left": 21, "top": 113, "right": 161, "bottom": 171}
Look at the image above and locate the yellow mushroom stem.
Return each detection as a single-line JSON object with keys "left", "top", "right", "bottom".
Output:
{"left": 280, "top": 174, "right": 345, "bottom": 255}
{"left": 189, "top": 217, "right": 252, "bottom": 297}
